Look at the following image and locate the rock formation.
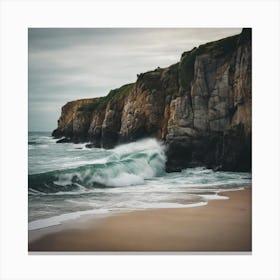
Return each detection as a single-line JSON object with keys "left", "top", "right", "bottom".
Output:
{"left": 52, "top": 28, "right": 252, "bottom": 172}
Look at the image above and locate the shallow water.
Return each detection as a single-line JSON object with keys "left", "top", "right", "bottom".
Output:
{"left": 28, "top": 132, "right": 252, "bottom": 230}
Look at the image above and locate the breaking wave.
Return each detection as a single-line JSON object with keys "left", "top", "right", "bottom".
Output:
{"left": 29, "top": 139, "right": 166, "bottom": 193}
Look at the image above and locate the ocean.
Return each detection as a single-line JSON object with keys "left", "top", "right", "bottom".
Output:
{"left": 28, "top": 132, "right": 252, "bottom": 230}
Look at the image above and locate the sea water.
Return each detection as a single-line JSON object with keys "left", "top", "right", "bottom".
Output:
{"left": 28, "top": 132, "right": 252, "bottom": 230}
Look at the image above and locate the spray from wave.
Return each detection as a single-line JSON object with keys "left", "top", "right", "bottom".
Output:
{"left": 29, "top": 138, "right": 166, "bottom": 193}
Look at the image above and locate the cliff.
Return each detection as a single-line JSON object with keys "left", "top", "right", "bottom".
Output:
{"left": 52, "top": 28, "right": 252, "bottom": 172}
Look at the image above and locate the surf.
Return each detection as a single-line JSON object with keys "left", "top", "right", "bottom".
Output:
{"left": 29, "top": 138, "right": 166, "bottom": 193}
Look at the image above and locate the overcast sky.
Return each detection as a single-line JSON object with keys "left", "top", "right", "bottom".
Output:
{"left": 28, "top": 28, "right": 242, "bottom": 132}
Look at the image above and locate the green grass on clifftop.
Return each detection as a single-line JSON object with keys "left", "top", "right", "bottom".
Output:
{"left": 78, "top": 83, "right": 135, "bottom": 112}
{"left": 179, "top": 49, "right": 196, "bottom": 91}
{"left": 179, "top": 34, "right": 239, "bottom": 91}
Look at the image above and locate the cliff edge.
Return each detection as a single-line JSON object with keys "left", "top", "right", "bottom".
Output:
{"left": 52, "top": 28, "right": 252, "bottom": 172}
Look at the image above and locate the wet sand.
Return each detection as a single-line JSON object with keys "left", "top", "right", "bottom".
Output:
{"left": 29, "top": 188, "right": 251, "bottom": 252}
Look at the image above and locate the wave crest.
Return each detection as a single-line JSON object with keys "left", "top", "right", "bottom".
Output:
{"left": 29, "top": 138, "right": 166, "bottom": 193}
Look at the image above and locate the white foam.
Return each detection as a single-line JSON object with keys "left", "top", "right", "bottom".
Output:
{"left": 28, "top": 208, "right": 110, "bottom": 230}
{"left": 28, "top": 200, "right": 209, "bottom": 230}
{"left": 105, "top": 173, "right": 145, "bottom": 187}
{"left": 199, "top": 194, "right": 229, "bottom": 200}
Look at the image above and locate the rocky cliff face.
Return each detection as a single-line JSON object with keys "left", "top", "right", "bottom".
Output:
{"left": 52, "top": 29, "right": 252, "bottom": 172}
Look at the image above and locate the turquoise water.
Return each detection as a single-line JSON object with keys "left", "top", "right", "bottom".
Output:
{"left": 28, "top": 132, "right": 252, "bottom": 230}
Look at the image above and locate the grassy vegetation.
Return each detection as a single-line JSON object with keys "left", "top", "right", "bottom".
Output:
{"left": 179, "top": 34, "right": 239, "bottom": 91}
{"left": 196, "top": 34, "right": 238, "bottom": 56}
{"left": 238, "top": 28, "right": 251, "bottom": 45}
{"left": 168, "top": 62, "right": 179, "bottom": 77}
{"left": 78, "top": 83, "right": 135, "bottom": 112}
{"left": 179, "top": 50, "right": 196, "bottom": 91}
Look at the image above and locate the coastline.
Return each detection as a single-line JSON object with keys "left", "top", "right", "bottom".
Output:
{"left": 29, "top": 188, "right": 252, "bottom": 252}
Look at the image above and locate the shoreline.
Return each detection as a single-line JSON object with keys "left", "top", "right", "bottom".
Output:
{"left": 29, "top": 188, "right": 252, "bottom": 252}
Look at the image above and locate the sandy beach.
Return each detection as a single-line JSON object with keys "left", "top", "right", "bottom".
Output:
{"left": 28, "top": 188, "right": 251, "bottom": 252}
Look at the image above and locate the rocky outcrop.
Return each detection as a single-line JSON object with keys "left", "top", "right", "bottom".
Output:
{"left": 52, "top": 28, "right": 251, "bottom": 172}
{"left": 52, "top": 98, "right": 98, "bottom": 142}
